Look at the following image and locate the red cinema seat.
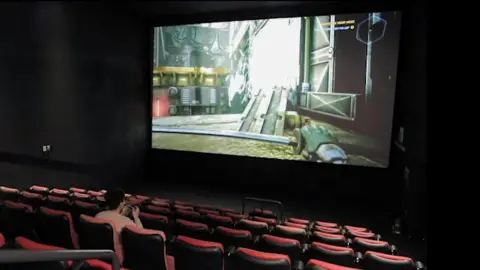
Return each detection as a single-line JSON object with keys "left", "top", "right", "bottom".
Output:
{"left": 305, "top": 259, "right": 362, "bottom": 270}
{"left": 175, "top": 209, "right": 202, "bottom": 222}
{"left": 73, "top": 200, "right": 102, "bottom": 218}
{"left": 139, "top": 212, "right": 170, "bottom": 239}
{"left": 306, "top": 242, "right": 356, "bottom": 267}
{"left": 127, "top": 197, "right": 146, "bottom": 206}
{"left": 204, "top": 214, "right": 234, "bottom": 228}
{"left": 235, "top": 219, "right": 269, "bottom": 236}
{"left": 219, "top": 208, "right": 238, "bottom": 215}
{"left": 284, "top": 221, "right": 309, "bottom": 230}
{"left": 143, "top": 205, "right": 172, "bottom": 217}
{"left": 251, "top": 208, "right": 276, "bottom": 219}
{"left": 310, "top": 232, "right": 348, "bottom": 247}
{"left": 198, "top": 208, "right": 220, "bottom": 216}
{"left": 225, "top": 212, "right": 246, "bottom": 221}
{"left": 50, "top": 188, "right": 70, "bottom": 198}
{"left": 347, "top": 230, "right": 377, "bottom": 240}
{"left": 77, "top": 214, "right": 124, "bottom": 264}
{"left": 71, "top": 192, "right": 93, "bottom": 203}
{"left": 29, "top": 185, "right": 50, "bottom": 196}
{"left": 45, "top": 195, "right": 71, "bottom": 212}
{"left": 344, "top": 225, "right": 368, "bottom": 232}
{"left": 175, "top": 219, "right": 211, "bottom": 241}
{"left": 362, "top": 251, "right": 417, "bottom": 270}
{"left": 195, "top": 204, "right": 215, "bottom": 211}
{"left": 258, "top": 234, "right": 303, "bottom": 261}
{"left": 19, "top": 191, "right": 45, "bottom": 209}
{"left": 213, "top": 226, "right": 253, "bottom": 249}
{"left": 174, "top": 204, "right": 195, "bottom": 212}
{"left": 314, "top": 226, "right": 343, "bottom": 235}
{"left": 174, "top": 200, "right": 193, "bottom": 207}
{"left": 36, "top": 207, "right": 79, "bottom": 249}
{"left": 69, "top": 187, "right": 86, "bottom": 193}
{"left": 87, "top": 190, "right": 104, "bottom": 197}
{"left": 134, "top": 195, "right": 150, "bottom": 201}
{"left": 288, "top": 218, "right": 310, "bottom": 226}
{"left": 0, "top": 233, "right": 5, "bottom": 248}
{"left": 0, "top": 201, "right": 36, "bottom": 239}
{"left": 121, "top": 226, "right": 174, "bottom": 270}
{"left": 315, "top": 221, "right": 338, "bottom": 228}
{"left": 0, "top": 186, "right": 19, "bottom": 202}
{"left": 15, "top": 237, "right": 125, "bottom": 270}
{"left": 229, "top": 247, "right": 291, "bottom": 270}
{"left": 14, "top": 237, "right": 69, "bottom": 270}
{"left": 253, "top": 216, "right": 277, "bottom": 226}
{"left": 173, "top": 236, "right": 224, "bottom": 270}
{"left": 272, "top": 225, "right": 307, "bottom": 244}
{"left": 353, "top": 238, "right": 395, "bottom": 254}
{"left": 151, "top": 200, "right": 170, "bottom": 208}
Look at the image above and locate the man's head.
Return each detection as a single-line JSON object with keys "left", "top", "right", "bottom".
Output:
{"left": 105, "top": 188, "right": 126, "bottom": 211}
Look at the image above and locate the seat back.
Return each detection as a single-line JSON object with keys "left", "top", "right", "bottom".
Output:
{"left": 228, "top": 247, "right": 291, "bottom": 270}
{"left": 69, "top": 187, "right": 86, "bottom": 193}
{"left": 45, "top": 196, "right": 71, "bottom": 212}
{"left": 73, "top": 200, "right": 101, "bottom": 217}
{"left": 143, "top": 205, "right": 171, "bottom": 217}
{"left": 307, "top": 242, "right": 356, "bottom": 267}
{"left": 139, "top": 212, "right": 170, "bottom": 239}
{"left": 353, "top": 237, "right": 391, "bottom": 254}
{"left": 225, "top": 212, "right": 246, "bottom": 222}
{"left": 0, "top": 201, "right": 36, "bottom": 239}
{"left": 362, "top": 251, "right": 415, "bottom": 270}
{"left": 175, "top": 209, "right": 202, "bottom": 222}
{"left": 213, "top": 226, "right": 253, "bottom": 248}
{"left": 204, "top": 214, "right": 234, "bottom": 228}
{"left": 0, "top": 186, "right": 19, "bottom": 202}
{"left": 36, "top": 207, "right": 79, "bottom": 249}
{"left": 344, "top": 225, "right": 368, "bottom": 232}
{"left": 50, "top": 188, "right": 70, "bottom": 198}
{"left": 305, "top": 259, "right": 362, "bottom": 270}
{"left": 347, "top": 230, "right": 376, "bottom": 240}
{"left": 77, "top": 214, "right": 123, "bottom": 264}
{"left": 174, "top": 204, "right": 195, "bottom": 212}
{"left": 252, "top": 216, "right": 277, "bottom": 226}
{"left": 150, "top": 200, "right": 170, "bottom": 208}
{"left": 250, "top": 208, "right": 277, "bottom": 219}
{"left": 29, "top": 185, "right": 50, "bottom": 196}
{"left": 272, "top": 225, "right": 307, "bottom": 244}
{"left": 288, "top": 218, "right": 310, "bottom": 226}
{"left": 14, "top": 237, "right": 68, "bottom": 270}
{"left": 310, "top": 231, "right": 347, "bottom": 246}
{"left": 235, "top": 219, "right": 269, "bottom": 236}
{"left": 71, "top": 192, "right": 93, "bottom": 203}
{"left": 314, "top": 225, "right": 343, "bottom": 234}
{"left": 173, "top": 235, "right": 223, "bottom": 270}
{"left": 198, "top": 208, "right": 220, "bottom": 216}
{"left": 175, "top": 219, "right": 210, "bottom": 241}
{"left": 121, "top": 226, "right": 168, "bottom": 270}
{"left": 258, "top": 234, "right": 302, "bottom": 261}
{"left": 283, "top": 221, "right": 309, "bottom": 230}
{"left": 315, "top": 221, "right": 338, "bottom": 228}
{"left": 19, "top": 191, "right": 45, "bottom": 209}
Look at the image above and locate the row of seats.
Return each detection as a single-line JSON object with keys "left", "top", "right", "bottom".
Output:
{"left": 0, "top": 185, "right": 425, "bottom": 270}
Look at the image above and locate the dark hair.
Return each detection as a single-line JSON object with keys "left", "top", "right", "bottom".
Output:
{"left": 105, "top": 188, "right": 125, "bottom": 210}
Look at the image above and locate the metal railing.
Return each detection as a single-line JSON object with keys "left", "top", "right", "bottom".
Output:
{"left": 0, "top": 249, "right": 120, "bottom": 270}
{"left": 242, "top": 197, "right": 285, "bottom": 221}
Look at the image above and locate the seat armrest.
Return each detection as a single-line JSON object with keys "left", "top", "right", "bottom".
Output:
{"left": 376, "top": 234, "right": 382, "bottom": 240}
{"left": 347, "top": 238, "right": 353, "bottom": 247}
{"left": 293, "top": 260, "right": 304, "bottom": 270}
{"left": 226, "top": 245, "right": 236, "bottom": 256}
{"left": 390, "top": 244, "right": 397, "bottom": 255}
{"left": 253, "top": 235, "right": 260, "bottom": 244}
{"left": 416, "top": 261, "right": 426, "bottom": 270}
{"left": 169, "top": 235, "right": 176, "bottom": 244}
{"left": 302, "top": 243, "right": 310, "bottom": 253}
{"left": 355, "top": 252, "right": 363, "bottom": 263}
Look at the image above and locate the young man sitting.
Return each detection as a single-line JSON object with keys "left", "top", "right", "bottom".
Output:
{"left": 95, "top": 188, "right": 143, "bottom": 232}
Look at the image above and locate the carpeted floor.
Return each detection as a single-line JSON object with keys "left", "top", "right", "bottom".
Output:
{"left": 128, "top": 182, "right": 427, "bottom": 264}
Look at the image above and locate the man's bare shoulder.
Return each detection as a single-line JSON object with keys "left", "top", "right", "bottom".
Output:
{"left": 95, "top": 211, "right": 134, "bottom": 224}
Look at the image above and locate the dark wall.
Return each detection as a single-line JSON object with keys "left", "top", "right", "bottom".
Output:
{"left": 148, "top": 1, "right": 426, "bottom": 220}
{"left": 0, "top": 3, "right": 150, "bottom": 188}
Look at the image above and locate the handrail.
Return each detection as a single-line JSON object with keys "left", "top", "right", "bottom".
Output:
{"left": 0, "top": 249, "right": 120, "bottom": 270}
{"left": 242, "top": 197, "right": 285, "bottom": 222}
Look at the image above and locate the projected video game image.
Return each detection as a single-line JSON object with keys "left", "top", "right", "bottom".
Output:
{"left": 152, "top": 12, "right": 401, "bottom": 167}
